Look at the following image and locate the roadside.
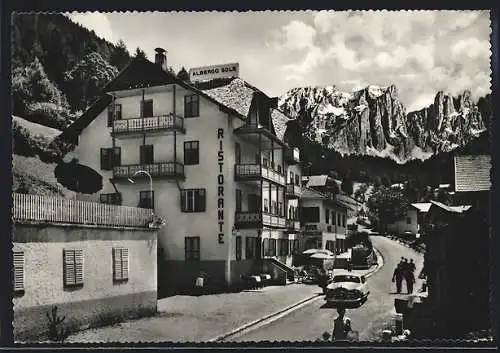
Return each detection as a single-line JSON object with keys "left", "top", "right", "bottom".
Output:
{"left": 67, "top": 251, "right": 384, "bottom": 343}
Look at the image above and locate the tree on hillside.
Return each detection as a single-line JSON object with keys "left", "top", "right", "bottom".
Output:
{"left": 341, "top": 173, "right": 354, "bottom": 195}
{"left": 177, "top": 67, "right": 189, "bottom": 81}
{"left": 354, "top": 183, "right": 368, "bottom": 203}
{"left": 110, "top": 39, "right": 131, "bottom": 71}
{"left": 64, "top": 52, "right": 119, "bottom": 111}
{"left": 381, "top": 174, "right": 392, "bottom": 187}
{"left": 134, "top": 47, "right": 148, "bottom": 60}
{"left": 367, "top": 186, "right": 410, "bottom": 233}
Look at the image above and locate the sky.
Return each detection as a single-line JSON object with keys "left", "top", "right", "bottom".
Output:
{"left": 67, "top": 10, "right": 491, "bottom": 111}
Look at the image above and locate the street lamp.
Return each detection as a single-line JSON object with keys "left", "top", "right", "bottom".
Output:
{"left": 128, "top": 170, "right": 153, "bottom": 216}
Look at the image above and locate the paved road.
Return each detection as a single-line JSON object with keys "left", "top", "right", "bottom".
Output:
{"left": 226, "top": 236, "right": 424, "bottom": 342}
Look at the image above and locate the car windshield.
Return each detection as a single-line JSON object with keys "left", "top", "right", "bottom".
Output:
{"left": 333, "top": 275, "right": 361, "bottom": 283}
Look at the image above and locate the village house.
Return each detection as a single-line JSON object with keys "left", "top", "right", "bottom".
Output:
{"left": 60, "top": 49, "right": 303, "bottom": 294}
{"left": 299, "top": 187, "right": 349, "bottom": 256}
{"left": 12, "top": 193, "right": 158, "bottom": 341}
{"left": 386, "top": 202, "right": 431, "bottom": 238}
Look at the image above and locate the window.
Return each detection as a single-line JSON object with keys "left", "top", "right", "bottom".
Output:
{"left": 343, "top": 214, "right": 346, "bottom": 227}
{"left": 295, "top": 174, "right": 300, "bottom": 186}
{"left": 139, "top": 190, "right": 154, "bottom": 209}
{"left": 13, "top": 251, "right": 24, "bottom": 294}
{"left": 63, "top": 249, "right": 84, "bottom": 288}
{"left": 293, "top": 239, "right": 300, "bottom": 254}
{"left": 236, "top": 189, "right": 242, "bottom": 212}
{"left": 263, "top": 199, "right": 269, "bottom": 213}
{"left": 141, "top": 99, "right": 153, "bottom": 118}
{"left": 332, "top": 211, "right": 336, "bottom": 226}
{"left": 279, "top": 239, "right": 288, "bottom": 256}
{"left": 406, "top": 217, "right": 411, "bottom": 225}
{"left": 289, "top": 239, "right": 294, "bottom": 256}
{"left": 235, "top": 143, "right": 241, "bottom": 164}
{"left": 325, "top": 209, "right": 330, "bottom": 224}
{"left": 277, "top": 165, "right": 282, "bottom": 174}
{"left": 140, "top": 145, "right": 154, "bottom": 164}
{"left": 184, "top": 95, "right": 199, "bottom": 117}
{"left": 246, "top": 237, "right": 256, "bottom": 259}
{"left": 184, "top": 141, "right": 200, "bottom": 165}
{"left": 248, "top": 194, "right": 260, "bottom": 212}
{"left": 112, "top": 248, "right": 129, "bottom": 282}
{"left": 278, "top": 202, "right": 283, "bottom": 217}
{"left": 300, "top": 207, "right": 320, "bottom": 223}
{"left": 185, "top": 237, "right": 200, "bottom": 261}
{"left": 289, "top": 171, "right": 294, "bottom": 184}
{"left": 100, "top": 147, "right": 121, "bottom": 170}
{"left": 270, "top": 239, "right": 277, "bottom": 256}
{"left": 271, "top": 201, "right": 277, "bottom": 215}
{"left": 100, "top": 193, "right": 122, "bottom": 205}
{"left": 236, "top": 236, "right": 242, "bottom": 260}
{"left": 107, "top": 104, "right": 122, "bottom": 127}
{"left": 181, "top": 189, "right": 206, "bottom": 212}
{"left": 337, "top": 213, "right": 341, "bottom": 226}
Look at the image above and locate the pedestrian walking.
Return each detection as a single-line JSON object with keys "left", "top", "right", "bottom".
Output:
{"left": 346, "top": 259, "right": 352, "bottom": 272}
{"left": 405, "top": 267, "right": 415, "bottom": 294}
{"left": 409, "top": 259, "right": 416, "bottom": 274}
{"left": 392, "top": 264, "right": 403, "bottom": 293}
{"left": 331, "top": 307, "right": 352, "bottom": 341}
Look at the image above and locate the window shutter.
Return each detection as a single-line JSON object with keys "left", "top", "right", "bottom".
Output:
{"left": 180, "top": 191, "right": 186, "bottom": 211}
{"left": 113, "top": 147, "right": 121, "bottom": 167}
{"left": 74, "top": 249, "right": 84, "bottom": 285}
{"left": 121, "top": 248, "right": 129, "bottom": 280}
{"left": 13, "top": 251, "right": 24, "bottom": 292}
{"left": 63, "top": 249, "right": 75, "bottom": 287}
{"left": 199, "top": 189, "right": 206, "bottom": 211}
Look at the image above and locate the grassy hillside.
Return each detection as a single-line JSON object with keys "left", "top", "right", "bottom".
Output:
{"left": 13, "top": 115, "right": 61, "bottom": 139}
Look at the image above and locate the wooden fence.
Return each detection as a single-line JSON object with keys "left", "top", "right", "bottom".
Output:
{"left": 12, "top": 193, "right": 153, "bottom": 228}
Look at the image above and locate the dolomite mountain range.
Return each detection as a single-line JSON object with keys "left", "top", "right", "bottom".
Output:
{"left": 278, "top": 84, "right": 491, "bottom": 164}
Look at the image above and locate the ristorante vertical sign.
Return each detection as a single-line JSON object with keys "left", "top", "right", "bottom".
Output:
{"left": 217, "top": 128, "right": 225, "bottom": 244}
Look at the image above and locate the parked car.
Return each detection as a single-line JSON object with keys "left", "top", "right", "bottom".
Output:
{"left": 324, "top": 271, "right": 370, "bottom": 308}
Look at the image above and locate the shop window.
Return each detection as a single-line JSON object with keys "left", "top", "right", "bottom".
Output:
{"left": 107, "top": 104, "right": 122, "bottom": 127}
{"left": 184, "top": 141, "right": 200, "bottom": 165}
{"left": 185, "top": 237, "right": 200, "bottom": 261}
{"left": 245, "top": 237, "right": 257, "bottom": 259}
{"left": 181, "top": 189, "right": 206, "bottom": 212}
{"left": 112, "top": 248, "right": 129, "bottom": 283}
{"left": 100, "top": 147, "right": 121, "bottom": 170}
{"left": 13, "top": 251, "right": 24, "bottom": 295}
{"left": 63, "top": 249, "right": 84, "bottom": 289}
{"left": 139, "top": 190, "right": 154, "bottom": 209}
{"left": 184, "top": 95, "right": 199, "bottom": 117}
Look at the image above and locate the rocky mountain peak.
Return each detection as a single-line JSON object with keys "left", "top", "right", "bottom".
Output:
{"left": 279, "top": 84, "right": 490, "bottom": 164}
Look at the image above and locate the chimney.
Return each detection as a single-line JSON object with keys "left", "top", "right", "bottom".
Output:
{"left": 154, "top": 47, "right": 168, "bottom": 71}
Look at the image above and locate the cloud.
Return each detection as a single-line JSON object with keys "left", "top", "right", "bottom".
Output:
{"left": 280, "top": 20, "right": 316, "bottom": 50}
{"left": 66, "top": 12, "right": 115, "bottom": 43}
{"left": 270, "top": 10, "right": 491, "bottom": 111}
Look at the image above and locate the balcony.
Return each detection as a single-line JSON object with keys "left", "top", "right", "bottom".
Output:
{"left": 286, "top": 219, "right": 301, "bottom": 232}
{"left": 112, "top": 114, "right": 185, "bottom": 136}
{"left": 12, "top": 193, "right": 154, "bottom": 228}
{"left": 235, "top": 211, "right": 286, "bottom": 229}
{"left": 302, "top": 223, "right": 337, "bottom": 234}
{"left": 284, "top": 147, "right": 300, "bottom": 165}
{"left": 286, "top": 183, "right": 302, "bottom": 199}
{"left": 234, "top": 164, "right": 286, "bottom": 186}
{"left": 113, "top": 162, "right": 184, "bottom": 180}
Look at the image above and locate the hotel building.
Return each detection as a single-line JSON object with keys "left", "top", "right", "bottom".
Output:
{"left": 61, "top": 49, "right": 303, "bottom": 293}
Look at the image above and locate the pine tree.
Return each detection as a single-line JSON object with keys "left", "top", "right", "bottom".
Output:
{"left": 134, "top": 47, "right": 148, "bottom": 60}
{"left": 110, "top": 39, "right": 130, "bottom": 71}
{"left": 177, "top": 67, "right": 189, "bottom": 81}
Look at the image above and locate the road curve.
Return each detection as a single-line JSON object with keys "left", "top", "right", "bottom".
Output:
{"left": 225, "top": 236, "right": 424, "bottom": 342}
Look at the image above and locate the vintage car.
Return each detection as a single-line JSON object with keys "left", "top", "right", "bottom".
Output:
{"left": 324, "top": 271, "right": 370, "bottom": 308}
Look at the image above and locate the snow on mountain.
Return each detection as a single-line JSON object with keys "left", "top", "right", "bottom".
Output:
{"left": 279, "top": 84, "right": 491, "bottom": 163}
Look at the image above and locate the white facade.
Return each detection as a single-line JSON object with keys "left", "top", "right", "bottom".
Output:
{"left": 76, "top": 79, "right": 302, "bottom": 290}
{"left": 387, "top": 208, "right": 419, "bottom": 235}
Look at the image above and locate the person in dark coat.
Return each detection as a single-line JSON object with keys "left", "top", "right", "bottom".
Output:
{"left": 392, "top": 264, "right": 403, "bottom": 293}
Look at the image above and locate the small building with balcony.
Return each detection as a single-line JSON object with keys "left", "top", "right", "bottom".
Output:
{"left": 61, "top": 51, "right": 303, "bottom": 293}
{"left": 299, "top": 187, "right": 348, "bottom": 255}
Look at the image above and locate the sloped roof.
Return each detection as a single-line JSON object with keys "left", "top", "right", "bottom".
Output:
{"left": 300, "top": 187, "right": 328, "bottom": 199}
{"left": 203, "top": 78, "right": 255, "bottom": 118}
{"left": 306, "top": 175, "right": 329, "bottom": 187}
{"left": 429, "top": 200, "right": 472, "bottom": 213}
{"left": 271, "top": 109, "right": 290, "bottom": 141}
{"left": 410, "top": 202, "right": 432, "bottom": 213}
{"left": 454, "top": 155, "right": 491, "bottom": 192}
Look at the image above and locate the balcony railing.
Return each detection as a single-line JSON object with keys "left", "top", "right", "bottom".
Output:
{"left": 12, "top": 193, "right": 154, "bottom": 228}
{"left": 234, "top": 164, "right": 286, "bottom": 185}
{"left": 286, "top": 219, "right": 301, "bottom": 231}
{"left": 112, "top": 114, "right": 185, "bottom": 135}
{"left": 113, "top": 162, "right": 184, "bottom": 180}
{"left": 302, "top": 223, "right": 337, "bottom": 233}
{"left": 286, "top": 183, "right": 302, "bottom": 198}
{"left": 284, "top": 147, "right": 300, "bottom": 165}
{"left": 235, "top": 211, "right": 286, "bottom": 229}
